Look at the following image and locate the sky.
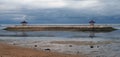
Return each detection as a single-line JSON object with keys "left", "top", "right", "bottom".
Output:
{"left": 0, "top": 0, "right": 120, "bottom": 24}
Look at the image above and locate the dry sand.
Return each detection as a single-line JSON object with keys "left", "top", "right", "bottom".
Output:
{"left": 0, "top": 42, "right": 86, "bottom": 57}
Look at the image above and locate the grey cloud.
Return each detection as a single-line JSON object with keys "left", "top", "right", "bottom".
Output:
{"left": 0, "top": 0, "right": 120, "bottom": 21}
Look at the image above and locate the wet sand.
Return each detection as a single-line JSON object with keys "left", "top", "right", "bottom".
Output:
{"left": 0, "top": 42, "right": 86, "bottom": 57}
{"left": 50, "top": 41, "right": 113, "bottom": 45}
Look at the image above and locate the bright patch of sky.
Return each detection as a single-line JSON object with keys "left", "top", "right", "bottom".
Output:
{"left": 0, "top": 0, "right": 119, "bottom": 10}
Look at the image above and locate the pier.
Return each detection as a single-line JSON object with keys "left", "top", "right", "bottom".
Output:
{"left": 3, "top": 20, "right": 117, "bottom": 32}
{"left": 4, "top": 25, "right": 116, "bottom": 32}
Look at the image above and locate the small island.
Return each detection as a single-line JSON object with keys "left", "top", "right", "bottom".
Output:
{"left": 4, "top": 20, "right": 117, "bottom": 32}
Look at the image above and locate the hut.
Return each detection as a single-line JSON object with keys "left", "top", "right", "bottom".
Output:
{"left": 89, "top": 20, "right": 95, "bottom": 27}
{"left": 21, "top": 21, "right": 28, "bottom": 26}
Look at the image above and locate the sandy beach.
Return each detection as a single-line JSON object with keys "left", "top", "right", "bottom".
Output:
{"left": 0, "top": 42, "right": 86, "bottom": 57}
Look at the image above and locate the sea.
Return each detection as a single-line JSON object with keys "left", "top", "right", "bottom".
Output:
{"left": 0, "top": 24, "right": 120, "bottom": 57}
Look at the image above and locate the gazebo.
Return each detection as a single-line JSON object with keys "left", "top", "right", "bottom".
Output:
{"left": 21, "top": 21, "right": 28, "bottom": 26}
{"left": 89, "top": 20, "right": 95, "bottom": 27}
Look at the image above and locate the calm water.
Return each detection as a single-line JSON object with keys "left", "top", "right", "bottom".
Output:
{"left": 0, "top": 24, "right": 120, "bottom": 57}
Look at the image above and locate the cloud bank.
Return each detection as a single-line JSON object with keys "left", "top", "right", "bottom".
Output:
{"left": 0, "top": 0, "right": 120, "bottom": 24}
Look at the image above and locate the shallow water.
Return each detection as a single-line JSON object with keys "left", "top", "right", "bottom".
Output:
{"left": 0, "top": 24, "right": 120, "bottom": 57}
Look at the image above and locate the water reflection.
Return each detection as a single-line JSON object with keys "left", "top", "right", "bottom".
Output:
{"left": 14, "top": 31, "right": 26, "bottom": 37}
{"left": 89, "top": 31, "right": 95, "bottom": 38}
{"left": 89, "top": 31, "right": 100, "bottom": 48}
{"left": 0, "top": 30, "right": 116, "bottom": 38}
{"left": 20, "top": 31, "right": 28, "bottom": 37}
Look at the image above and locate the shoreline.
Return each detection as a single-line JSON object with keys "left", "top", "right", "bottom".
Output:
{"left": 0, "top": 36, "right": 120, "bottom": 57}
{"left": 0, "top": 42, "right": 86, "bottom": 57}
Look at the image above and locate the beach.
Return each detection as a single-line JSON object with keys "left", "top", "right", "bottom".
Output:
{"left": 0, "top": 24, "right": 120, "bottom": 57}
{"left": 0, "top": 0, "right": 120, "bottom": 56}
{"left": 0, "top": 36, "right": 120, "bottom": 57}
{"left": 0, "top": 42, "right": 86, "bottom": 57}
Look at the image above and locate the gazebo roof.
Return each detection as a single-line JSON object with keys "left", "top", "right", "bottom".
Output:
{"left": 89, "top": 20, "right": 95, "bottom": 23}
{"left": 21, "top": 21, "right": 28, "bottom": 23}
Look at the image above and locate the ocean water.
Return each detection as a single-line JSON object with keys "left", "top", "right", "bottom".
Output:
{"left": 0, "top": 24, "right": 120, "bottom": 57}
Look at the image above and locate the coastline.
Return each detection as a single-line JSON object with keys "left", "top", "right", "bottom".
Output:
{"left": 0, "top": 42, "right": 86, "bottom": 57}
{"left": 0, "top": 36, "right": 120, "bottom": 57}
{"left": 0, "top": 24, "right": 120, "bottom": 57}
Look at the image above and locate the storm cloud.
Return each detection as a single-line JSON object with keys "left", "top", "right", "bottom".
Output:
{"left": 0, "top": 0, "right": 120, "bottom": 24}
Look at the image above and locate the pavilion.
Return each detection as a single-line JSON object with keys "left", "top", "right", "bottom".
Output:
{"left": 89, "top": 20, "right": 96, "bottom": 27}
{"left": 21, "top": 20, "right": 28, "bottom": 26}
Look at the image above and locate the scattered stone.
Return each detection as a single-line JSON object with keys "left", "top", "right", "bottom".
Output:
{"left": 44, "top": 48, "right": 51, "bottom": 52}
{"left": 34, "top": 45, "right": 37, "bottom": 47}
{"left": 97, "top": 46, "right": 99, "bottom": 48}
{"left": 90, "top": 46, "right": 94, "bottom": 48}
{"left": 69, "top": 45, "right": 73, "bottom": 47}
{"left": 77, "top": 51, "right": 79, "bottom": 54}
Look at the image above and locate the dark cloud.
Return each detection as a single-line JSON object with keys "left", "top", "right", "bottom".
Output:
{"left": 0, "top": 0, "right": 120, "bottom": 24}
